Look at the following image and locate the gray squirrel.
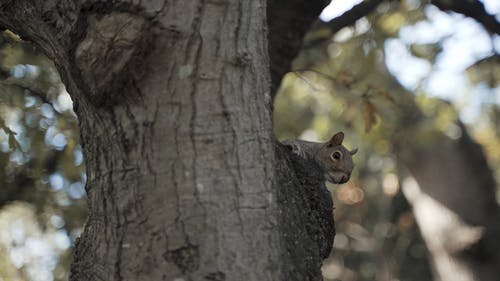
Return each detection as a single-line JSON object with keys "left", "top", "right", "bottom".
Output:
{"left": 283, "top": 131, "right": 357, "bottom": 184}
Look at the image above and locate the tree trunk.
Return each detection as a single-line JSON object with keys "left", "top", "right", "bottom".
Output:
{"left": 275, "top": 143, "right": 335, "bottom": 281}
{"left": 0, "top": 1, "right": 335, "bottom": 280}
{"left": 1, "top": 1, "right": 279, "bottom": 280}
{"left": 267, "top": 0, "right": 330, "bottom": 96}
{"left": 391, "top": 92, "right": 500, "bottom": 281}
{"left": 397, "top": 123, "right": 500, "bottom": 281}
{"left": 71, "top": 2, "right": 280, "bottom": 279}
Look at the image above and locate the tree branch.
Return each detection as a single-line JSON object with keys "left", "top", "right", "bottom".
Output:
{"left": 431, "top": 0, "right": 500, "bottom": 35}
{"left": 325, "top": 0, "right": 384, "bottom": 33}
{"left": 1, "top": 77, "right": 51, "bottom": 104}
{"left": 275, "top": 142, "right": 335, "bottom": 279}
{"left": 267, "top": 0, "right": 331, "bottom": 98}
{"left": 305, "top": 0, "right": 384, "bottom": 48}
{"left": 267, "top": 0, "right": 386, "bottom": 99}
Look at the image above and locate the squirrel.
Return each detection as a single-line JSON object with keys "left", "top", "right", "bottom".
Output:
{"left": 283, "top": 131, "right": 357, "bottom": 184}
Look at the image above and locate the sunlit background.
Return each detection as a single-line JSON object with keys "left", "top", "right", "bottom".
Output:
{"left": 0, "top": 31, "right": 86, "bottom": 280}
{"left": 0, "top": 0, "right": 499, "bottom": 280}
{"left": 276, "top": 0, "right": 499, "bottom": 280}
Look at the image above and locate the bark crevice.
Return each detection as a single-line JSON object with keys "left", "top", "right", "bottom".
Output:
{"left": 275, "top": 142, "right": 335, "bottom": 280}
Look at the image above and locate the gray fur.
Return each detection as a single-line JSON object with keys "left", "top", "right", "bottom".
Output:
{"left": 283, "top": 134, "right": 356, "bottom": 184}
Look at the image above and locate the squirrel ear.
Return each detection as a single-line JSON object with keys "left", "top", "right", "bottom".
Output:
{"left": 350, "top": 148, "right": 358, "bottom": 155}
{"left": 328, "top": 131, "right": 344, "bottom": 146}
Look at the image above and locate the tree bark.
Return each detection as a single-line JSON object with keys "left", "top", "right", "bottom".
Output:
{"left": 267, "top": 0, "right": 330, "bottom": 97}
{"left": 389, "top": 86, "right": 500, "bottom": 281}
{"left": 397, "top": 120, "right": 500, "bottom": 281}
{"left": 1, "top": 1, "right": 279, "bottom": 280}
{"left": 275, "top": 143, "right": 335, "bottom": 281}
{"left": 0, "top": 1, "right": 336, "bottom": 280}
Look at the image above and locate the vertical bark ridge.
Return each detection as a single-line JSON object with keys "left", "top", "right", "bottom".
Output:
{"left": 187, "top": 0, "right": 207, "bottom": 246}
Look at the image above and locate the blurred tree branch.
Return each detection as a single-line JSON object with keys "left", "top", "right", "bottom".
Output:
{"left": 325, "top": 0, "right": 384, "bottom": 33}
{"left": 431, "top": 0, "right": 500, "bottom": 35}
{"left": 268, "top": 0, "right": 499, "bottom": 100}
{"left": 306, "top": 0, "right": 385, "bottom": 48}
{"left": 1, "top": 77, "right": 51, "bottom": 103}
{"left": 267, "top": 0, "right": 386, "bottom": 98}
{"left": 0, "top": 149, "right": 62, "bottom": 209}
{"left": 267, "top": 0, "right": 330, "bottom": 97}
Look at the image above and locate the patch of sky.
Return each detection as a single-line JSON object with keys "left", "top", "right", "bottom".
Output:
{"left": 39, "top": 117, "right": 55, "bottom": 129}
{"left": 51, "top": 132, "right": 67, "bottom": 149}
{"left": 320, "top": 0, "right": 364, "bottom": 21}
{"left": 49, "top": 215, "right": 65, "bottom": 229}
{"left": 9, "top": 149, "right": 28, "bottom": 165}
{"left": 68, "top": 182, "right": 85, "bottom": 199}
{"left": 49, "top": 173, "right": 65, "bottom": 191}
{"left": 74, "top": 146, "right": 83, "bottom": 166}
{"left": 11, "top": 220, "right": 26, "bottom": 245}
{"left": 54, "top": 88, "right": 74, "bottom": 114}
{"left": 40, "top": 103, "right": 55, "bottom": 119}
{"left": 384, "top": 39, "right": 431, "bottom": 90}
{"left": 45, "top": 126, "right": 67, "bottom": 150}
{"left": 0, "top": 127, "right": 13, "bottom": 152}
{"left": 25, "top": 95, "right": 37, "bottom": 107}
{"left": 81, "top": 172, "right": 87, "bottom": 185}
{"left": 480, "top": 0, "right": 500, "bottom": 16}
{"left": 11, "top": 64, "right": 39, "bottom": 79}
{"left": 321, "top": 0, "right": 500, "bottom": 123}
{"left": 24, "top": 112, "right": 37, "bottom": 128}
{"left": 50, "top": 230, "right": 71, "bottom": 250}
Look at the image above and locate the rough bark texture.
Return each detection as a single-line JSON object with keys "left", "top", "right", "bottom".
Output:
{"left": 1, "top": 1, "right": 280, "bottom": 280}
{"left": 71, "top": 2, "right": 279, "bottom": 279}
{"left": 266, "top": 2, "right": 339, "bottom": 279}
{"left": 275, "top": 143, "right": 335, "bottom": 281}
{"left": 0, "top": 0, "right": 338, "bottom": 280}
{"left": 267, "top": 0, "right": 330, "bottom": 98}
{"left": 4, "top": 0, "right": 498, "bottom": 280}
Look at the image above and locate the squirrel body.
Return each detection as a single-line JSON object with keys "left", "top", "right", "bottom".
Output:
{"left": 283, "top": 132, "right": 357, "bottom": 184}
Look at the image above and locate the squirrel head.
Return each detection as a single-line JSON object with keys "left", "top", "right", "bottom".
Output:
{"left": 319, "top": 131, "right": 357, "bottom": 184}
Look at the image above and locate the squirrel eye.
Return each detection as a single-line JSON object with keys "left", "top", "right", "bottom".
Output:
{"left": 331, "top": 151, "right": 342, "bottom": 160}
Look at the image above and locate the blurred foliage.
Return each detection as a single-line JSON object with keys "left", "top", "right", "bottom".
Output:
{"left": 467, "top": 55, "right": 500, "bottom": 88}
{"left": 275, "top": 1, "right": 499, "bottom": 281}
{"left": 0, "top": 30, "right": 86, "bottom": 281}
{"left": 0, "top": 0, "right": 499, "bottom": 280}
